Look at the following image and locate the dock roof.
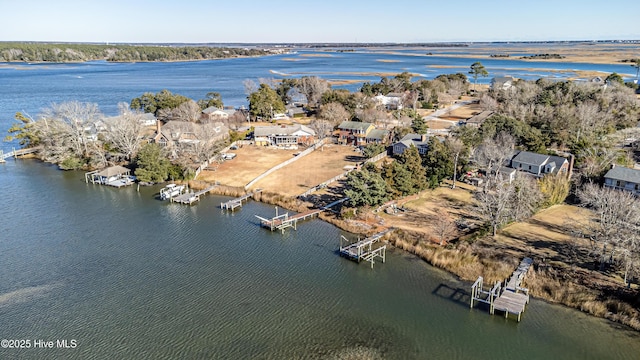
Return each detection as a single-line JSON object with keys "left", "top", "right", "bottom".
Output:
{"left": 96, "top": 165, "right": 130, "bottom": 177}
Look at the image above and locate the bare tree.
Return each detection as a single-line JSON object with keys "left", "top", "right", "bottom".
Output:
{"left": 510, "top": 174, "right": 543, "bottom": 221}
{"left": 243, "top": 79, "right": 258, "bottom": 96}
{"left": 319, "top": 102, "right": 349, "bottom": 125}
{"left": 480, "top": 93, "right": 499, "bottom": 111}
{"left": 102, "top": 103, "right": 145, "bottom": 160}
{"left": 474, "top": 131, "right": 515, "bottom": 175}
{"left": 578, "top": 147, "right": 618, "bottom": 180}
{"left": 475, "top": 176, "right": 515, "bottom": 237}
{"left": 310, "top": 119, "right": 334, "bottom": 141}
{"left": 578, "top": 183, "right": 640, "bottom": 272}
{"left": 433, "top": 209, "right": 457, "bottom": 245}
{"left": 447, "top": 138, "right": 466, "bottom": 189}
{"left": 39, "top": 101, "right": 103, "bottom": 159}
{"left": 158, "top": 100, "right": 201, "bottom": 123}
{"left": 296, "top": 76, "right": 330, "bottom": 107}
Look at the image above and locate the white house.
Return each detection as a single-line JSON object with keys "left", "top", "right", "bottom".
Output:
{"left": 374, "top": 93, "right": 404, "bottom": 110}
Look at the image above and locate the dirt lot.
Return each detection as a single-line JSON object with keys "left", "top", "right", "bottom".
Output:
{"left": 250, "top": 144, "right": 365, "bottom": 196}
{"left": 197, "top": 146, "right": 298, "bottom": 187}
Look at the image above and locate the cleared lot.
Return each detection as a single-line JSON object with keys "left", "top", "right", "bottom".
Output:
{"left": 251, "top": 144, "right": 365, "bottom": 196}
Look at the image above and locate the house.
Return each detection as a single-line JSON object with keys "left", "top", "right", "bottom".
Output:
{"left": 337, "top": 121, "right": 375, "bottom": 146}
{"left": 464, "top": 110, "right": 494, "bottom": 128}
{"left": 495, "top": 166, "right": 517, "bottom": 182}
{"left": 509, "top": 151, "right": 569, "bottom": 177}
{"left": 491, "top": 76, "right": 516, "bottom": 91}
{"left": 286, "top": 105, "right": 307, "bottom": 118}
{"left": 201, "top": 107, "right": 236, "bottom": 121}
{"left": 374, "top": 93, "right": 404, "bottom": 110}
{"left": 392, "top": 133, "right": 430, "bottom": 155}
{"left": 604, "top": 165, "right": 640, "bottom": 195}
{"left": 253, "top": 124, "right": 316, "bottom": 148}
{"left": 365, "top": 129, "right": 391, "bottom": 145}
{"left": 151, "top": 120, "right": 229, "bottom": 149}
{"left": 139, "top": 113, "right": 158, "bottom": 126}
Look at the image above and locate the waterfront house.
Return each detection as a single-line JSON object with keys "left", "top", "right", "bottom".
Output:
{"left": 374, "top": 93, "right": 404, "bottom": 110}
{"left": 253, "top": 124, "right": 316, "bottom": 148}
{"left": 337, "top": 121, "right": 375, "bottom": 146}
{"left": 151, "top": 120, "right": 229, "bottom": 149}
{"left": 604, "top": 165, "right": 640, "bottom": 195}
{"left": 509, "top": 151, "right": 569, "bottom": 177}
{"left": 392, "top": 133, "right": 430, "bottom": 155}
{"left": 491, "top": 76, "right": 516, "bottom": 91}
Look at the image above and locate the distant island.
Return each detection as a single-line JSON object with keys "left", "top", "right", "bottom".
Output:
{"left": 0, "top": 42, "right": 277, "bottom": 63}
{"left": 520, "top": 53, "right": 565, "bottom": 60}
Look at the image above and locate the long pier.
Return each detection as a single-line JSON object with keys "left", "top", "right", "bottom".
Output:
{"left": 172, "top": 185, "right": 217, "bottom": 205}
{"left": 255, "top": 208, "right": 323, "bottom": 233}
{"left": 339, "top": 229, "right": 390, "bottom": 269}
{"left": 1, "top": 147, "right": 39, "bottom": 163}
{"left": 221, "top": 189, "right": 262, "bottom": 211}
{"left": 470, "top": 257, "right": 533, "bottom": 322}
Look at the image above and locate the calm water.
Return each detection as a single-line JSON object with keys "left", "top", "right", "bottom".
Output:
{"left": 1, "top": 160, "right": 640, "bottom": 359}
{"left": 2, "top": 48, "right": 640, "bottom": 359}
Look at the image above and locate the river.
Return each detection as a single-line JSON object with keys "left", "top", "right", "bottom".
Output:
{"left": 1, "top": 48, "right": 640, "bottom": 359}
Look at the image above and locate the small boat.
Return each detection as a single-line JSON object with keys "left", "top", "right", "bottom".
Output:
{"left": 159, "top": 183, "right": 186, "bottom": 200}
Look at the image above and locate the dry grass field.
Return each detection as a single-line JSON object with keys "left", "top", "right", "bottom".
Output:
{"left": 491, "top": 205, "right": 595, "bottom": 265}
{"left": 250, "top": 144, "right": 364, "bottom": 196}
{"left": 197, "top": 146, "right": 298, "bottom": 187}
{"left": 380, "top": 185, "right": 480, "bottom": 242}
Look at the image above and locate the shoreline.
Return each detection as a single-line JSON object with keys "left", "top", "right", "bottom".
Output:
{"left": 188, "top": 179, "right": 640, "bottom": 332}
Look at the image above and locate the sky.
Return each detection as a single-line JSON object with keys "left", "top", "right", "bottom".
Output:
{"left": 1, "top": 0, "right": 639, "bottom": 43}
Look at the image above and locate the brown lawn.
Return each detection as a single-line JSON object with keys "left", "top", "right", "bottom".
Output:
{"left": 380, "top": 185, "right": 480, "bottom": 242}
{"left": 440, "top": 101, "right": 484, "bottom": 121}
{"left": 491, "top": 205, "right": 595, "bottom": 266}
{"left": 250, "top": 144, "right": 364, "bottom": 196}
{"left": 197, "top": 146, "right": 298, "bottom": 187}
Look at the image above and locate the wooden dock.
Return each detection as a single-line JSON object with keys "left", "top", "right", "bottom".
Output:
{"left": 1, "top": 147, "right": 39, "bottom": 163}
{"left": 172, "top": 185, "right": 217, "bottom": 205}
{"left": 339, "top": 229, "right": 390, "bottom": 269}
{"left": 470, "top": 257, "right": 533, "bottom": 322}
{"left": 255, "top": 208, "right": 323, "bottom": 233}
{"left": 221, "top": 189, "right": 262, "bottom": 211}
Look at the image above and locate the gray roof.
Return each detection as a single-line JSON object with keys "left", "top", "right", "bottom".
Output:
{"left": 604, "top": 166, "right": 640, "bottom": 184}
{"left": 254, "top": 124, "right": 315, "bottom": 137}
{"left": 338, "top": 121, "right": 374, "bottom": 131}
{"left": 96, "top": 166, "right": 130, "bottom": 177}
{"left": 395, "top": 133, "right": 430, "bottom": 149}
{"left": 512, "top": 151, "right": 550, "bottom": 166}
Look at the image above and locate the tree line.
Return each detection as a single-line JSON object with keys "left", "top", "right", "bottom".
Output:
{"left": 0, "top": 42, "right": 267, "bottom": 62}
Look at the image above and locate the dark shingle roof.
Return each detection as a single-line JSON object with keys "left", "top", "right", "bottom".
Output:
{"left": 512, "top": 151, "right": 550, "bottom": 166}
{"left": 604, "top": 166, "right": 640, "bottom": 184}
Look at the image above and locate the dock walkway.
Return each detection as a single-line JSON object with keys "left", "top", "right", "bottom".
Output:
{"left": 172, "top": 185, "right": 217, "bottom": 205}
{"left": 1, "top": 147, "right": 39, "bottom": 163}
{"left": 255, "top": 208, "right": 323, "bottom": 233}
{"left": 339, "top": 229, "right": 391, "bottom": 268}
{"left": 221, "top": 189, "right": 262, "bottom": 211}
{"left": 470, "top": 257, "right": 533, "bottom": 322}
